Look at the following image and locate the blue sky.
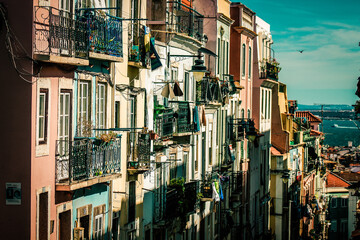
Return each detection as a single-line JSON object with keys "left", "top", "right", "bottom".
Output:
{"left": 232, "top": 0, "right": 360, "bottom": 105}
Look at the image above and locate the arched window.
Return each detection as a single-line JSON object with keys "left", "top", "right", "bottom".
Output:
{"left": 241, "top": 109, "right": 245, "bottom": 118}
{"left": 248, "top": 109, "right": 251, "bottom": 118}
{"left": 248, "top": 46, "right": 252, "bottom": 78}
{"left": 242, "top": 44, "right": 246, "bottom": 77}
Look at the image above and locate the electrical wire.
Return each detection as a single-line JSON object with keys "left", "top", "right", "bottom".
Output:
{"left": 0, "top": 4, "right": 42, "bottom": 84}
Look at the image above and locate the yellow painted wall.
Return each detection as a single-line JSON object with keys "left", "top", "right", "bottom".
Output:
{"left": 218, "top": 0, "right": 231, "bottom": 18}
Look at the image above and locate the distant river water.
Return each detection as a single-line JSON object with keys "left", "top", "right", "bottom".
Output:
{"left": 322, "top": 119, "right": 360, "bottom": 146}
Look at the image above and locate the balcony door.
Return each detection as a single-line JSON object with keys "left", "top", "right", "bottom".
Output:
{"left": 58, "top": 0, "right": 75, "bottom": 56}
{"left": 57, "top": 90, "right": 72, "bottom": 181}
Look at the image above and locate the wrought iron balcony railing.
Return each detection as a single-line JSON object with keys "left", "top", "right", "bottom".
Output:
{"left": 165, "top": 180, "right": 199, "bottom": 219}
{"left": 83, "top": 10, "right": 123, "bottom": 57}
{"left": 34, "top": 6, "right": 123, "bottom": 61}
{"left": 196, "top": 78, "right": 222, "bottom": 104}
{"left": 55, "top": 138, "right": 121, "bottom": 183}
{"left": 34, "top": 6, "right": 88, "bottom": 59}
{"left": 231, "top": 172, "right": 243, "bottom": 194}
{"left": 155, "top": 108, "right": 174, "bottom": 138}
{"left": 260, "top": 61, "right": 280, "bottom": 81}
{"left": 228, "top": 118, "right": 251, "bottom": 141}
{"left": 127, "top": 132, "right": 151, "bottom": 172}
{"left": 175, "top": 102, "right": 193, "bottom": 134}
{"left": 167, "top": 1, "right": 204, "bottom": 41}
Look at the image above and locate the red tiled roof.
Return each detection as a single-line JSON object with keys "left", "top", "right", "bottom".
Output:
{"left": 326, "top": 171, "right": 351, "bottom": 188}
{"left": 295, "top": 111, "right": 322, "bottom": 123}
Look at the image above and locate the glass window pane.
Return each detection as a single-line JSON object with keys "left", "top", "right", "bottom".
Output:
{"left": 39, "top": 118, "right": 44, "bottom": 139}
{"left": 65, "top": 94, "right": 69, "bottom": 114}
{"left": 39, "top": 95, "right": 44, "bottom": 116}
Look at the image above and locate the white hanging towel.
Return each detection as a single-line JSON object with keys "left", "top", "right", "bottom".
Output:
{"left": 212, "top": 182, "right": 220, "bottom": 202}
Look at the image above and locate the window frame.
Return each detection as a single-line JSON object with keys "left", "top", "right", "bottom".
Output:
{"left": 248, "top": 46, "right": 252, "bottom": 79}
{"left": 93, "top": 214, "right": 104, "bottom": 240}
{"left": 38, "top": 88, "right": 49, "bottom": 145}
{"left": 78, "top": 81, "right": 91, "bottom": 137}
{"left": 242, "top": 44, "right": 246, "bottom": 77}
{"left": 96, "top": 83, "right": 106, "bottom": 131}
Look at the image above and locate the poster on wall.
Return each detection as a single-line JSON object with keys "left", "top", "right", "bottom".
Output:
{"left": 6, "top": 182, "right": 21, "bottom": 205}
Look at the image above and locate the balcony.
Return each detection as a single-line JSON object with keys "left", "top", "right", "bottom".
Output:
{"left": 154, "top": 108, "right": 174, "bottom": 140}
{"left": 196, "top": 78, "right": 222, "bottom": 105}
{"left": 84, "top": 9, "right": 123, "bottom": 61}
{"left": 228, "top": 118, "right": 248, "bottom": 141}
{"left": 34, "top": 6, "right": 123, "bottom": 65}
{"left": 200, "top": 182, "right": 213, "bottom": 201}
{"left": 173, "top": 102, "right": 193, "bottom": 136}
{"left": 128, "top": 21, "right": 149, "bottom": 68}
{"left": 167, "top": 1, "right": 204, "bottom": 42}
{"left": 166, "top": 179, "right": 199, "bottom": 220}
{"left": 34, "top": 6, "right": 89, "bottom": 65}
{"left": 55, "top": 138, "right": 121, "bottom": 191}
{"left": 127, "top": 132, "right": 151, "bottom": 175}
{"left": 260, "top": 61, "right": 280, "bottom": 81}
{"left": 230, "top": 172, "right": 242, "bottom": 195}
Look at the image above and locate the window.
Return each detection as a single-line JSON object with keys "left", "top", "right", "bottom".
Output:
{"left": 128, "top": 181, "right": 136, "bottom": 223}
{"left": 94, "top": 214, "right": 104, "bottom": 240}
{"left": 59, "top": 0, "right": 73, "bottom": 12}
{"left": 38, "top": 192, "right": 49, "bottom": 240}
{"left": 115, "top": 101, "right": 120, "bottom": 128}
{"left": 248, "top": 46, "right": 252, "bottom": 78}
{"left": 171, "top": 68, "right": 178, "bottom": 81}
{"left": 209, "top": 123, "right": 213, "bottom": 166}
{"left": 340, "top": 219, "right": 348, "bottom": 233}
{"left": 331, "top": 198, "right": 337, "bottom": 208}
{"left": 217, "top": 38, "right": 220, "bottom": 75}
{"left": 226, "top": 41, "right": 229, "bottom": 74}
{"left": 38, "top": 88, "right": 49, "bottom": 144}
{"left": 261, "top": 89, "right": 265, "bottom": 118}
{"left": 59, "top": 90, "right": 72, "bottom": 155}
{"left": 247, "top": 109, "right": 251, "bottom": 118}
{"left": 267, "top": 90, "right": 271, "bottom": 119}
{"left": 242, "top": 44, "right": 246, "bottom": 77}
{"left": 330, "top": 220, "right": 337, "bottom": 232}
{"left": 265, "top": 90, "right": 268, "bottom": 119}
{"left": 241, "top": 109, "right": 244, "bottom": 118}
{"left": 184, "top": 71, "right": 190, "bottom": 101}
{"left": 78, "top": 81, "right": 90, "bottom": 136}
{"left": 341, "top": 198, "right": 348, "bottom": 208}
{"left": 96, "top": 83, "right": 106, "bottom": 130}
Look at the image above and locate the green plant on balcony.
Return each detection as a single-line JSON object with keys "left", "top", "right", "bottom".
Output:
{"left": 260, "top": 58, "right": 282, "bottom": 80}
{"left": 129, "top": 45, "right": 140, "bottom": 62}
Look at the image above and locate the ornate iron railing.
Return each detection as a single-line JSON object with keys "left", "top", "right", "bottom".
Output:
{"left": 55, "top": 138, "right": 121, "bottom": 183}
{"left": 175, "top": 102, "right": 193, "bottom": 133}
{"left": 34, "top": 6, "right": 88, "bottom": 59}
{"left": 127, "top": 132, "right": 151, "bottom": 170}
{"left": 155, "top": 108, "right": 174, "bottom": 138}
{"left": 83, "top": 10, "right": 123, "bottom": 57}
{"left": 228, "top": 118, "right": 251, "bottom": 141}
{"left": 260, "top": 61, "right": 279, "bottom": 81}
{"left": 167, "top": 1, "right": 204, "bottom": 41}
{"left": 196, "top": 78, "right": 222, "bottom": 104}
{"left": 231, "top": 172, "right": 242, "bottom": 194}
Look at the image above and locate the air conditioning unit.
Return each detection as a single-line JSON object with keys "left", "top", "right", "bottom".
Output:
{"left": 74, "top": 227, "right": 84, "bottom": 240}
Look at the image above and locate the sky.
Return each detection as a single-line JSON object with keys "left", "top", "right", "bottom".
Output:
{"left": 232, "top": 0, "right": 360, "bottom": 105}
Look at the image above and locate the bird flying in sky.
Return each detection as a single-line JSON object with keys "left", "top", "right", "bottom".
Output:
{"left": 297, "top": 50, "right": 305, "bottom": 53}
